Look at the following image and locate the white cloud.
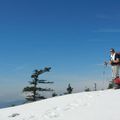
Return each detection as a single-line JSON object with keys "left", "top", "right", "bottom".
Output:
{"left": 14, "top": 66, "right": 25, "bottom": 71}
{"left": 93, "top": 29, "right": 120, "bottom": 33}
{"left": 96, "top": 14, "right": 120, "bottom": 20}
{"left": 96, "top": 14, "right": 112, "bottom": 19}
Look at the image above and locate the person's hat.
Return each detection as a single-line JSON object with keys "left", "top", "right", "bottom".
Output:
{"left": 110, "top": 48, "right": 115, "bottom": 52}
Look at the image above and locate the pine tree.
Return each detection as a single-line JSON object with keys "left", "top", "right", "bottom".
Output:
{"left": 23, "top": 67, "right": 54, "bottom": 101}
{"left": 67, "top": 84, "right": 73, "bottom": 94}
{"left": 52, "top": 92, "right": 58, "bottom": 97}
{"left": 94, "top": 83, "right": 97, "bottom": 91}
{"left": 84, "top": 87, "right": 91, "bottom": 92}
{"left": 108, "top": 81, "right": 114, "bottom": 89}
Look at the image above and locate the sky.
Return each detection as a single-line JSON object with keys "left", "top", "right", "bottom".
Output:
{"left": 0, "top": 0, "right": 120, "bottom": 103}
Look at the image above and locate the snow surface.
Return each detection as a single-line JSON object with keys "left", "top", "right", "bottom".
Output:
{"left": 0, "top": 89, "right": 120, "bottom": 120}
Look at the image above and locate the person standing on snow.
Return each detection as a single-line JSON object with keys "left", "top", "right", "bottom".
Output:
{"left": 109, "top": 48, "right": 120, "bottom": 80}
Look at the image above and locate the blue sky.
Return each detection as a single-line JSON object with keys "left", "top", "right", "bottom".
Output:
{"left": 0, "top": 0, "right": 120, "bottom": 103}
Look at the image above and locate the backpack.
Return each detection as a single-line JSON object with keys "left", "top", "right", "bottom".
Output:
{"left": 114, "top": 77, "right": 120, "bottom": 85}
{"left": 116, "top": 52, "right": 120, "bottom": 61}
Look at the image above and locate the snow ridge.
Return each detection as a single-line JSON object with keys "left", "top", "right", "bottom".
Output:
{"left": 0, "top": 89, "right": 120, "bottom": 120}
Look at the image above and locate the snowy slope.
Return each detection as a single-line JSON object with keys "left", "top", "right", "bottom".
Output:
{"left": 0, "top": 89, "right": 120, "bottom": 120}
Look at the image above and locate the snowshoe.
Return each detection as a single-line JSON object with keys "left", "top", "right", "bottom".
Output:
{"left": 114, "top": 84, "right": 120, "bottom": 89}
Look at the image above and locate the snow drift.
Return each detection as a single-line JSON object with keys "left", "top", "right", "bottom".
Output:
{"left": 0, "top": 89, "right": 120, "bottom": 120}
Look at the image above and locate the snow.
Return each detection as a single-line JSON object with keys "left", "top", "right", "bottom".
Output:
{"left": 0, "top": 89, "right": 120, "bottom": 120}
